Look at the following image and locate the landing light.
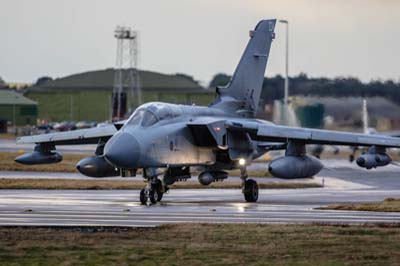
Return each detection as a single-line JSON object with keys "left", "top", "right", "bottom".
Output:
{"left": 238, "top": 158, "right": 246, "bottom": 166}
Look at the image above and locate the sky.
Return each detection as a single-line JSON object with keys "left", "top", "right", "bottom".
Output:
{"left": 1, "top": 0, "right": 400, "bottom": 85}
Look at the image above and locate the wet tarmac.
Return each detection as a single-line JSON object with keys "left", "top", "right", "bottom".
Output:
{"left": 0, "top": 164, "right": 399, "bottom": 226}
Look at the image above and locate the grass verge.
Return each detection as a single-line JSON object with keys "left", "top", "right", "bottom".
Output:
{"left": 319, "top": 198, "right": 400, "bottom": 212}
{"left": 1, "top": 223, "right": 400, "bottom": 266}
{"left": 0, "top": 178, "right": 321, "bottom": 190}
{"left": 0, "top": 133, "right": 18, "bottom": 140}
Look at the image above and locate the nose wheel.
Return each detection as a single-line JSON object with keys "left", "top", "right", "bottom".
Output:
{"left": 139, "top": 179, "right": 164, "bottom": 205}
{"left": 240, "top": 167, "right": 258, "bottom": 202}
{"left": 243, "top": 179, "right": 258, "bottom": 202}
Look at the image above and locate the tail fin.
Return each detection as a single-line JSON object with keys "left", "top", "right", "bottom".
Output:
{"left": 211, "top": 19, "right": 276, "bottom": 117}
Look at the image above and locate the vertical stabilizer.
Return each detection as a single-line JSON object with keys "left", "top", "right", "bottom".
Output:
{"left": 211, "top": 19, "right": 276, "bottom": 117}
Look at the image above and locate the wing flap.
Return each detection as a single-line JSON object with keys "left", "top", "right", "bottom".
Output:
{"left": 258, "top": 126, "right": 311, "bottom": 140}
{"left": 311, "top": 130, "right": 356, "bottom": 143}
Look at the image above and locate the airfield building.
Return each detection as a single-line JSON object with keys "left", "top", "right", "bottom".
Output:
{"left": 290, "top": 96, "right": 400, "bottom": 131}
{"left": 25, "top": 69, "right": 215, "bottom": 122}
{"left": 0, "top": 90, "right": 38, "bottom": 129}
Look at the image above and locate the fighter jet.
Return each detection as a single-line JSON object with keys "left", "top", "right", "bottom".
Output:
{"left": 310, "top": 98, "right": 400, "bottom": 162}
{"left": 15, "top": 19, "right": 400, "bottom": 204}
{"left": 348, "top": 99, "right": 400, "bottom": 162}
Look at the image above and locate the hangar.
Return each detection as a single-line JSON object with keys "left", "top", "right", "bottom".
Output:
{"left": 25, "top": 69, "right": 214, "bottom": 122}
{"left": 0, "top": 90, "right": 38, "bottom": 128}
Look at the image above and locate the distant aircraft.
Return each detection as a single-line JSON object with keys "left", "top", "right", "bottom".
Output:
{"left": 306, "top": 98, "right": 400, "bottom": 161}
{"left": 348, "top": 99, "right": 400, "bottom": 162}
{"left": 15, "top": 20, "right": 400, "bottom": 205}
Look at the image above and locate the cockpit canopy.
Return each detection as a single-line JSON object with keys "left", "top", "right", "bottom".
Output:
{"left": 125, "top": 102, "right": 183, "bottom": 128}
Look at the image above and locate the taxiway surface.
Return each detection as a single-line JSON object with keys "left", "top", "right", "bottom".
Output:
{"left": 0, "top": 165, "right": 400, "bottom": 226}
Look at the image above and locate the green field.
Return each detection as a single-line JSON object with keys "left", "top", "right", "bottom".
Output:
{"left": 1, "top": 224, "right": 400, "bottom": 266}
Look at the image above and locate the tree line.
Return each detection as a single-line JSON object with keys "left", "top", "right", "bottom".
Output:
{"left": 209, "top": 73, "right": 400, "bottom": 105}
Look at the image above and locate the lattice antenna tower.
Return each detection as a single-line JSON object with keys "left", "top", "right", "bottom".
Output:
{"left": 112, "top": 26, "right": 141, "bottom": 121}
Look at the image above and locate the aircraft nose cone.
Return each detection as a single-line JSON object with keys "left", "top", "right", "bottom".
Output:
{"left": 104, "top": 132, "right": 141, "bottom": 169}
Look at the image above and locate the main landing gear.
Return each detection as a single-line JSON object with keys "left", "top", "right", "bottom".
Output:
{"left": 139, "top": 167, "right": 259, "bottom": 204}
{"left": 240, "top": 167, "right": 258, "bottom": 202}
{"left": 140, "top": 178, "right": 165, "bottom": 205}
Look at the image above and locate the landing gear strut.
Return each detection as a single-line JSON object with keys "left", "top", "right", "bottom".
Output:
{"left": 349, "top": 147, "right": 358, "bottom": 162}
{"left": 139, "top": 178, "right": 164, "bottom": 205}
{"left": 240, "top": 167, "right": 258, "bottom": 202}
{"left": 154, "top": 179, "right": 164, "bottom": 202}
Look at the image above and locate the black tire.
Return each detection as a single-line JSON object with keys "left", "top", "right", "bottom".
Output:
{"left": 139, "top": 189, "right": 147, "bottom": 205}
{"left": 243, "top": 179, "right": 258, "bottom": 202}
{"left": 156, "top": 190, "right": 163, "bottom": 202}
{"left": 349, "top": 154, "right": 355, "bottom": 162}
{"left": 148, "top": 190, "right": 157, "bottom": 204}
{"left": 154, "top": 179, "right": 164, "bottom": 202}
